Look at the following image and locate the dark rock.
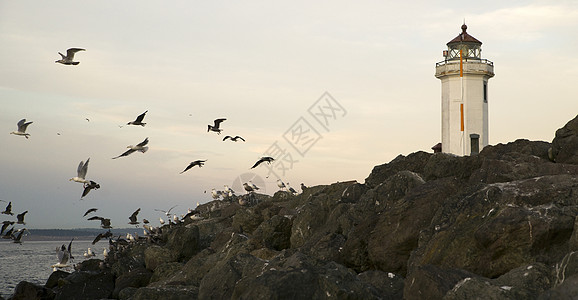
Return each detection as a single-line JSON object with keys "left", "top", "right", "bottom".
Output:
{"left": 252, "top": 215, "right": 292, "bottom": 251}
{"left": 9, "top": 281, "right": 54, "bottom": 300}
{"left": 538, "top": 274, "right": 578, "bottom": 300}
{"left": 550, "top": 115, "right": 578, "bottom": 164}
{"left": 53, "top": 271, "right": 114, "bottom": 300}
{"left": 118, "top": 287, "right": 137, "bottom": 300}
{"left": 74, "top": 258, "right": 104, "bottom": 272}
{"left": 403, "top": 264, "right": 477, "bottom": 300}
{"left": 131, "top": 286, "right": 198, "bottom": 300}
{"left": 144, "top": 245, "right": 176, "bottom": 271}
{"left": 166, "top": 225, "right": 200, "bottom": 261}
{"left": 45, "top": 270, "right": 70, "bottom": 289}
{"left": 149, "top": 262, "right": 184, "bottom": 284}
{"left": 357, "top": 270, "right": 404, "bottom": 300}
{"left": 364, "top": 151, "right": 431, "bottom": 188}
{"left": 112, "top": 268, "right": 152, "bottom": 298}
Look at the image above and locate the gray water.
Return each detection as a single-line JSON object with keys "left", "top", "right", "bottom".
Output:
{"left": 0, "top": 239, "right": 107, "bottom": 298}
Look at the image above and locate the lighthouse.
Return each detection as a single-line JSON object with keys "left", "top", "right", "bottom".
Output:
{"left": 435, "top": 24, "right": 494, "bottom": 155}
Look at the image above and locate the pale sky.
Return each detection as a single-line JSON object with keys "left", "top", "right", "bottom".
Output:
{"left": 1, "top": 1, "right": 577, "bottom": 229}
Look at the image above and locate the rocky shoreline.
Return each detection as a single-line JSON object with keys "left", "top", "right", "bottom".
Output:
{"left": 5, "top": 115, "right": 578, "bottom": 300}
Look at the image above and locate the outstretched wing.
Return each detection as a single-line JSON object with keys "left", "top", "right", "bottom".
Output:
{"left": 251, "top": 158, "right": 264, "bottom": 169}
{"left": 137, "top": 137, "right": 149, "bottom": 147}
{"left": 112, "top": 148, "right": 136, "bottom": 159}
{"left": 223, "top": 136, "right": 232, "bottom": 141}
{"left": 129, "top": 208, "right": 141, "bottom": 221}
{"left": 213, "top": 118, "right": 226, "bottom": 127}
{"left": 66, "top": 48, "right": 85, "bottom": 59}
{"left": 235, "top": 136, "right": 245, "bottom": 142}
{"left": 77, "top": 158, "right": 90, "bottom": 178}
{"left": 16, "top": 119, "right": 32, "bottom": 132}
{"left": 135, "top": 111, "right": 148, "bottom": 122}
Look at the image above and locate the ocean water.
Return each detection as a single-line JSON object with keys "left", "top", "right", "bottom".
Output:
{"left": 0, "top": 239, "right": 106, "bottom": 298}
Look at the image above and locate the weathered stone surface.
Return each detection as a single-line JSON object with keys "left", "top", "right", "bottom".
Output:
{"left": 538, "top": 274, "right": 578, "bottom": 300}
{"left": 550, "top": 115, "right": 578, "bottom": 164}
{"left": 131, "top": 286, "right": 198, "bottom": 300}
{"left": 357, "top": 270, "right": 404, "bottom": 300}
{"left": 365, "top": 151, "right": 431, "bottom": 188}
{"left": 149, "top": 262, "right": 184, "bottom": 284}
{"left": 252, "top": 215, "right": 292, "bottom": 251}
{"left": 9, "top": 281, "right": 54, "bottom": 300}
{"left": 144, "top": 245, "right": 177, "bottom": 271}
{"left": 404, "top": 265, "right": 477, "bottom": 300}
{"left": 53, "top": 271, "right": 114, "bottom": 300}
{"left": 45, "top": 270, "right": 70, "bottom": 289}
{"left": 166, "top": 225, "right": 200, "bottom": 261}
{"left": 112, "top": 268, "right": 152, "bottom": 298}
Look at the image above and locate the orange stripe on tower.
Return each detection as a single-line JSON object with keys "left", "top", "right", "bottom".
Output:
{"left": 460, "top": 103, "right": 464, "bottom": 131}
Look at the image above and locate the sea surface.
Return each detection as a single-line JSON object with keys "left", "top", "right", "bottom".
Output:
{"left": 0, "top": 239, "right": 107, "bottom": 298}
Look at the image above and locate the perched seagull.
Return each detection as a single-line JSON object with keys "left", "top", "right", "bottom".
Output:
{"left": 143, "top": 218, "right": 149, "bottom": 224}
{"left": 81, "top": 180, "right": 101, "bottom": 198}
{"left": 251, "top": 156, "right": 275, "bottom": 169}
{"left": 16, "top": 211, "right": 27, "bottom": 225}
{"left": 103, "top": 248, "right": 108, "bottom": 258}
{"left": 211, "top": 189, "right": 222, "bottom": 200}
{"left": 249, "top": 181, "right": 260, "bottom": 190}
{"left": 1, "top": 202, "right": 13, "bottom": 215}
{"left": 243, "top": 182, "right": 255, "bottom": 193}
{"left": 301, "top": 183, "right": 308, "bottom": 191}
{"left": 127, "top": 111, "right": 148, "bottom": 126}
{"left": 277, "top": 179, "right": 286, "bottom": 191}
{"left": 180, "top": 160, "right": 206, "bottom": 174}
{"left": 286, "top": 183, "right": 298, "bottom": 195}
{"left": 112, "top": 137, "right": 149, "bottom": 159}
{"left": 223, "top": 135, "right": 245, "bottom": 142}
{"left": 159, "top": 217, "right": 165, "bottom": 225}
{"left": 83, "top": 208, "right": 98, "bottom": 217}
{"left": 128, "top": 208, "right": 140, "bottom": 226}
{"left": 52, "top": 244, "right": 71, "bottom": 269}
{"left": 10, "top": 119, "right": 33, "bottom": 139}
{"left": 70, "top": 158, "right": 90, "bottom": 184}
{"left": 55, "top": 48, "right": 85, "bottom": 65}
{"left": 84, "top": 248, "right": 96, "bottom": 258}
{"left": 208, "top": 118, "right": 226, "bottom": 135}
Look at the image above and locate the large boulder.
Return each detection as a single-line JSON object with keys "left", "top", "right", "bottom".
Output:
{"left": 166, "top": 225, "right": 200, "bottom": 261}
{"left": 9, "top": 281, "right": 54, "bottom": 300}
{"left": 550, "top": 115, "right": 578, "bottom": 164}
{"left": 144, "top": 245, "right": 177, "bottom": 271}
{"left": 52, "top": 271, "right": 115, "bottom": 300}
{"left": 112, "top": 268, "right": 152, "bottom": 298}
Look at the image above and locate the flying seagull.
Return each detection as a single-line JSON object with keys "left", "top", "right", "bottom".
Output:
{"left": 92, "top": 230, "right": 112, "bottom": 245}
{"left": 127, "top": 111, "right": 148, "bottom": 126}
{"left": 251, "top": 156, "right": 275, "bottom": 169}
{"left": 10, "top": 119, "right": 33, "bottom": 139}
{"left": 68, "top": 238, "right": 75, "bottom": 260}
{"left": 55, "top": 48, "right": 85, "bottom": 65}
{"left": 180, "top": 160, "right": 206, "bottom": 174}
{"left": 1, "top": 221, "right": 14, "bottom": 235}
{"left": 83, "top": 208, "right": 98, "bottom": 217}
{"left": 155, "top": 205, "right": 177, "bottom": 217}
{"left": 81, "top": 181, "right": 100, "bottom": 198}
{"left": 52, "top": 244, "right": 71, "bottom": 269}
{"left": 70, "top": 158, "right": 90, "bottom": 184}
{"left": 223, "top": 135, "right": 245, "bottom": 142}
{"left": 16, "top": 211, "right": 27, "bottom": 225}
{"left": 208, "top": 118, "right": 226, "bottom": 135}
{"left": 112, "top": 137, "right": 149, "bottom": 159}
{"left": 1, "top": 202, "right": 13, "bottom": 215}
{"left": 12, "top": 228, "right": 28, "bottom": 244}
{"left": 87, "top": 216, "right": 112, "bottom": 229}
{"left": 128, "top": 208, "right": 140, "bottom": 226}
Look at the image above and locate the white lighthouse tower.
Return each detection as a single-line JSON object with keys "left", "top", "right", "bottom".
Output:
{"left": 435, "top": 24, "right": 494, "bottom": 155}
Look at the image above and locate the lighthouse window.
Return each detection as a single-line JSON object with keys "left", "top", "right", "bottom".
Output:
{"left": 483, "top": 82, "right": 487, "bottom": 103}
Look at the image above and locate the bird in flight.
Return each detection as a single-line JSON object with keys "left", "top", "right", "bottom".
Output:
{"left": 16, "top": 211, "right": 28, "bottom": 225}
{"left": 83, "top": 208, "right": 98, "bottom": 217}
{"left": 208, "top": 118, "right": 226, "bottom": 135}
{"left": 251, "top": 156, "right": 275, "bottom": 169}
{"left": 81, "top": 180, "right": 101, "bottom": 198}
{"left": 112, "top": 137, "right": 149, "bottom": 159}
{"left": 10, "top": 119, "right": 33, "bottom": 139}
{"left": 55, "top": 48, "right": 85, "bottom": 65}
{"left": 223, "top": 135, "right": 245, "bottom": 142}
{"left": 1, "top": 202, "right": 13, "bottom": 215}
{"left": 180, "top": 160, "right": 206, "bottom": 174}
{"left": 128, "top": 208, "right": 141, "bottom": 226}
{"left": 70, "top": 158, "right": 90, "bottom": 184}
{"left": 155, "top": 205, "right": 177, "bottom": 217}
{"left": 87, "top": 216, "right": 112, "bottom": 229}
{"left": 127, "top": 111, "right": 148, "bottom": 126}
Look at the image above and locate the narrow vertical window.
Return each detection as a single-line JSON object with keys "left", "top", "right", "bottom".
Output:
{"left": 483, "top": 82, "right": 487, "bottom": 103}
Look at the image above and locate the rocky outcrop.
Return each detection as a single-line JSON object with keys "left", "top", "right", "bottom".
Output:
{"left": 8, "top": 115, "right": 578, "bottom": 299}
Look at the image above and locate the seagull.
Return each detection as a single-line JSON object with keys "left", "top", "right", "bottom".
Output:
{"left": 55, "top": 48, "right": 85, "bottom": 65}
{"left": 81, "top": 180, "right": 100, "bottom": 198}
{"left": 143, "top": 218, "right": 149, "bottom": 224}
{"left": 277, "top": 179, "right": 286, "bottom": 191}
{"left": 68, "top": 238, "right": 75, "bottom": 260}
{"left": 211, "top": 189, "right": 222, "bottom": 200}
{"left": 16, "top": 211, "right": 27, "bottom": 225}
{"left": 112, "top": 137, "right": 149, "bottom": 159}
{"left": 208, "top": 118, "right": 226, "bottom": 134}
{"left": 251, "top": 156, "right": 275, "bottom": 169}
{"left": 249, "top": 181, "right": 260, "bottom": 190}
{"left": 301, "top": 183, "right": 308, "bottom": 191}
{"left": 2, "top": 227, "right": 14, "bottom": 239}
{"left": 1, "top": 221, "right": 14, "bottom": 235}
{"left": 159, "top": 217, "right": 165, "bottom": 225}
{"left": 84, "top": 248, "right": 96, "bottom": 258}
{"left": 1, "top": 202, "right": 13, "bottom": 215}
{"left": 92, "top": 230, "right": 112, "bottom": 244}
{"left": 10, "top": 119, "right": 33, "bottom": 139}
{"left": 12, "top": 228, "right": 28, "bottom": 244}
{"left": 87, "top": 216, "right": 112, "bottom": 229}
{"left": 70, "top": 158, "right": 90, "bottom": 184}
{"left": 243, "top": 182, "right": 255, "bottom": 193}
{"left": 83, "top": 208, "right": 98, "bottom": 217}
{"left": 180, "top": 160, "right": 206, "bottom": 174}
{"left": 286, "top": 182, "right": 297, "bottom": 195}
{"left": 155, "top": 205, "right": 177, "bottom": 217}
{"left": 223, "top": 135, "right": 245, "bottom": 142}
{"left": 127, "top": 111, "right": 148, "bottom": 126}
{"left": 52, "top": 244, "right": 71, "bottom": 269}
{"left": 128, "top": 208, "right": 140, "bottom": 226}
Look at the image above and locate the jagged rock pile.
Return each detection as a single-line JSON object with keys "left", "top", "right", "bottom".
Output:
{"left": 7, "top": 115, "right": 578, "bottom": 300}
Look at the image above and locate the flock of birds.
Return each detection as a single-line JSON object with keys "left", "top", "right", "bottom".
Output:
{"left": 5, "top": 48, "right": 309, "bottom": 270}
{"left": 1, "top": 200, "right": 29, "bottom": 244}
